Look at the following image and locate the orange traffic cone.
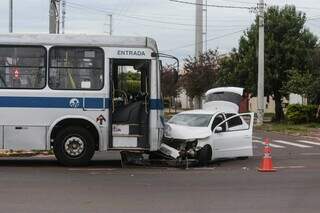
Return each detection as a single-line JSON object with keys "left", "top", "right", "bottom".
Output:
{"left": 258, "top": 138, "right": 276, "bottom": 172}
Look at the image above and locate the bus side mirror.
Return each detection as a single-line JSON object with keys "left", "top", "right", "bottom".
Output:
{"left": 159, "top": 60, "right": 163, "bottom": 72}
{"left": 173, "top": 70, "right": 179, "bottom": 83}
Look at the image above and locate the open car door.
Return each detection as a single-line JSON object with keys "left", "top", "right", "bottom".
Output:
{"left": 211, "top": 113, "right": 254, "bottom": 159}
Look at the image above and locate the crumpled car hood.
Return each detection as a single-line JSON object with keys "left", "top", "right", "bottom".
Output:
{"left": 164, "top": 123, "right": 211, "bottom": 140}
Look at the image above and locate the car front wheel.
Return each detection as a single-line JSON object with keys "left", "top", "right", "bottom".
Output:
{"left": 197, "top": 145, "right": 212, "bottom": 165}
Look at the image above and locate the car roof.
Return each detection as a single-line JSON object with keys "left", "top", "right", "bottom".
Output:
{"left": 178, "top": 109, "right": 218, "bottom": 115}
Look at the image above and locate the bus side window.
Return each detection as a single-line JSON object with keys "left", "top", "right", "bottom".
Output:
{"left": 49, "top": 47, "right": 104, "bottom": 90}
{"left": 0, "top": 46, "right": 46, "bottom": 89}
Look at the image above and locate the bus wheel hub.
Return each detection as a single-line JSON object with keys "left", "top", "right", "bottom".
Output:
{"left": 65, "top": 137, "right": 85, "bottom": 157}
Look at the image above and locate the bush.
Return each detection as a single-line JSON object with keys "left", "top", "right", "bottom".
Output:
{"left": 286, "top": 104, "right": 319, "bottom": 124}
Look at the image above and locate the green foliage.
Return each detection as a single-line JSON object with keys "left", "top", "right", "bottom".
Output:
{"left": 218, "top": 5, "right": 318, "bottom": 121}
{"left": 118, "top": 71, "right": 141, "bottom": 94}
{"left": 161, "top": 65, "right": 180, "bottom": 98}
{"left": 282, "top": 69, "right": 314, "bottom": 98}
{"left": 286, "top": 104, "right": 319, "bottom": 124}
{"left": 181, "top": 49, "right": 219, "bottom": 99}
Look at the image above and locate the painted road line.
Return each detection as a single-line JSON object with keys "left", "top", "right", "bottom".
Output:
{"left": 273, "top": 140, "right": 312, "bottom": 148}
{"left": 297, "top": 140, "right": 320, "bottom": 146}
{"left": 252, "top": 140, "right": 285, "bottom": 148}
{"left": 253, "top": 136, "right": 262, "bottom": 139}
{"left": 301, "top": 153, "right": 320, "bottom": 156}
{"left": 274, "top": 166, "right": 305, "bottom": 169}
{"left": 68, "top": 168, "right": 116, "bottom": 171}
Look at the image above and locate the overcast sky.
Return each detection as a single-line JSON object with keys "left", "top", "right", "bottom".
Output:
{"left": 0, "top": 0, "right": 319, "bottom": 62}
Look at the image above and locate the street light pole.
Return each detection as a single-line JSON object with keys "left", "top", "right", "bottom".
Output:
{"left": 109, "top": 14, "right": 113, "bottom": 35}
{"left": 195, "top": 0, "right": 203, "bottom": 58}
{"left": 9, "top": 0, "right": 13, "bottom": 33}
{"left": 257, "top": 0, "right": 265, "bottom": 125}
{"left": 49, "top": 0, "right": 60, "bottom": 34}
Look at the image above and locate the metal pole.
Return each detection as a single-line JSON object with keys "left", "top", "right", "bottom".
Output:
{"left": 109, "top": 14, "right": 113, "bottom": 35}
{"left": 204, "top": 0, "right": 208, "bottom": 52}
{"left": 9, "top": 0, "right": 13, "bottom": 33}
{"left": 257, "top": 0, "right": 265, "bottom": 125}
{"left": 195, "top": 0, "right": 203, "bottom": 58}
{"left": 49, "top": 0, "right": 60, "bottom": 34}
{"left": 61, "top": 0, "right": 66, "bottom": 34}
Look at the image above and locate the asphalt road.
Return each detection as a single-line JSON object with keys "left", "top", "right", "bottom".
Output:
{"left": 0, "top": 130, "right": 320, "bottom": 213}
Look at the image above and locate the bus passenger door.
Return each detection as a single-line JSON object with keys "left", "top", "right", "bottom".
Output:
{"left": 109, "top": 59, "right": 150, "bottom": 149}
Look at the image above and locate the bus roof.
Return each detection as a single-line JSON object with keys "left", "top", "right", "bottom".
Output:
{"left": 0, "top": 33, "right": 158, "bottom": 52}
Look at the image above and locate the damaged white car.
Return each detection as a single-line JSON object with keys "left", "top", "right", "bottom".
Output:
{"left": 159, "top": 87, "right": 254, "bottom": 164}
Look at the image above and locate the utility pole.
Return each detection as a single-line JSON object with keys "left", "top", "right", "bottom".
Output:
{"left": 109, "top": 14, "right": 113, "bottom": 35}
{"left": 9, "top": 0, "right": 13, "bottom": 33}
{"left": 257, "top": 0, "right": 265, "bottom": 125}
{"left": 203, "top": 0, "right": 208, "bottom": 52}
{"left": 104, "top": 14, "right": 113, "bottom": 35}
{"left": 49, "top": 0, "right": 60, "bottom": 34}
{"left": 194, "top": 0, "right": 204, "bottom": 109}
{"left": 61, "top": 0, "right": 66, "bottom": 34}
{"left": 195, "top": 0, "right": 203, "bottom": 58}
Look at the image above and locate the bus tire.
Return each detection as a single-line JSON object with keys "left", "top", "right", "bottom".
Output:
{"left": 197, "top": 145, "right": 212, "bottom": 166}
{"left": 53, "top": 126, "right": 95, "bottom": 166}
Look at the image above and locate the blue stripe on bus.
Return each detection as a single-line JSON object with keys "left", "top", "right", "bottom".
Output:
{"left": 0, "top": 96, "right": 164, "bottom": 110}
{"left": 0, "top": 96, "right": 106, "bottom": 109}
{"left": 149, "top": 99, "right": 164, "bottom": 110}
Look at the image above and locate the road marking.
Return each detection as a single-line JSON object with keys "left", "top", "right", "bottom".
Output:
{"left": 253, "top": 136, "right": 262, "bottom": 140}
{"left": 301, "top": 153, "right": 320, "bottom": 156}
{"left": 253, "top": 140, "right": 285, "bottom": 148}
{"left": 274, "top": 165, "right": 305, "bottom": 169}
{"left": 68, "top": 168, "right": 116, "bottom": 171}
{"left": 272, "top": 140, "right": 312, "bottom": 148}
{"left": 297, "top": 140, "right": 320, "bottom": 146}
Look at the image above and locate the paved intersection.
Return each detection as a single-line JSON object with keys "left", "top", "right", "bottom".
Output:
{"left": 0, "top": 130, "right": 319, "bottom": 213}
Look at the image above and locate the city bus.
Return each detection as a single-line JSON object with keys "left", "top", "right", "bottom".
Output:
{"left": 0, "top": 33, "right": 164, "bottom": 166}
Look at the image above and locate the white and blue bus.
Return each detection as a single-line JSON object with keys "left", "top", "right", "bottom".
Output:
{"left": 0, "top": 34, "right": 164, "bottom": 166}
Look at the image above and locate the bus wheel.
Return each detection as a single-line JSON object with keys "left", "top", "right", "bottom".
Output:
{"left": 53, "top": 126, "right": 95, "bottom": 166}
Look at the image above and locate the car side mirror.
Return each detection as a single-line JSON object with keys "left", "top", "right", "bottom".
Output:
{"left": 214, "top": 126, "right": 223, "bottom": 133}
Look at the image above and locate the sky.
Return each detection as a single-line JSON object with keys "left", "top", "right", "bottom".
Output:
{"left": 0, "top": 0, "right": 319, "bottom": 63}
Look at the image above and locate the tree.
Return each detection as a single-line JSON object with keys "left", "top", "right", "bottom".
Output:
{"left": 219, "top": 5, "right": 318, "bottom": 121}
{"left": 161, "top": 65, "right": 179, "bottom": 111}
{"left": 282, "top": 69, "right": 313, "bottom": 103}
{"left": 181, "top": 49, "right": 220, "bottom": 108}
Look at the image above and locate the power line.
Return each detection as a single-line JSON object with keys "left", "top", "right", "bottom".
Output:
{"left": 163, "top": 28, "right": 246, "bottom": 52}
{"left": 67, "top": 1, "right": 249, "bottom": 28}
{"left": 67, "top": 2, "right": 251, "bottom": 23}
{"left": 213, "top": 0, "right": 256, "bottom": 5}
{"left": 169, "top": 0, "right": 255, "bottom": 10}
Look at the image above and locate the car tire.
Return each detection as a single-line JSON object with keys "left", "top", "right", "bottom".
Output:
{"left": 197, "top": 145, "right": 212, "bottom": 165}
{"left": 53, "top": 126, "right": 95, "bottom": 166}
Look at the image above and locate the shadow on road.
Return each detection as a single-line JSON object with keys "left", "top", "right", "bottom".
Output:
{"left": 0, "top": 158, "right": 123, "bottom": 168}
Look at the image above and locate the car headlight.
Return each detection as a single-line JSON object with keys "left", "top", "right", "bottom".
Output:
{"left": 164, "top": 124, "right": 172, "bottom": 137}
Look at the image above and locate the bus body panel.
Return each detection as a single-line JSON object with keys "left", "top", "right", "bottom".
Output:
{"left": 0, "top": 34, "right": 162, "bottom": 154}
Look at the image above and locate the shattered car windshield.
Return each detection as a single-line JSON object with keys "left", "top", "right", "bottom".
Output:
{"left": 168, "top": 114, "right": 213, "bottom": 127}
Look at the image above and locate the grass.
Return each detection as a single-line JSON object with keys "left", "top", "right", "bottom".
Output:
{"left": 256, "top": 122, "right": 320, "bottom": 136}
{"left": 0, "top": 149, "right": 53, "bottom": 157}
